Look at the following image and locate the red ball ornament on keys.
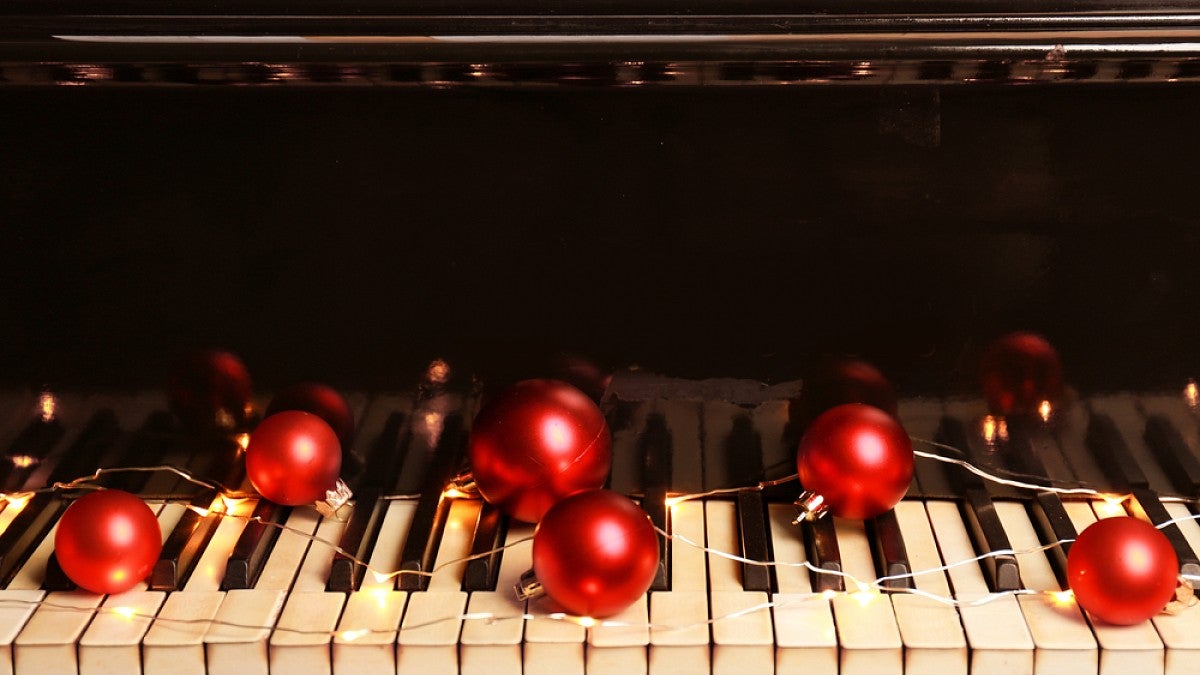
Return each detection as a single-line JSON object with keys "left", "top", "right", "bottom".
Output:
{"left": 795, "top": 403, "right": 914, "bottom": 520}
{"left": 55, "top": 490, "right": 162, "bottom": 594}
{"left": 980, "top": 332, "right": 1063, "bottom": 416}
{"left": 1067, "top": 516, "right": 1178, "bottom": 625}
{"left": 469, "top": 379, "right": 612, "bottom": 523}
{"left": 789, "top": 357, "right": 899, "bottom": 432}
{"left": 167, "top": 349, "right": 253, "bottom": 431}
{"left": 528, "top": 490, "right": 659, "bottom": 618}
{"left": 246, "top": 411, "right": 342, "bottom": 506}
{"left": 266, "top": 383, "right": 356, "bottom": 450}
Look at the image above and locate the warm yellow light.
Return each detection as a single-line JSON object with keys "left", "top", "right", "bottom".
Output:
{"left": 982, "top": 416, "right": 998, "bottom": 444}
{"left": 38, "top": 391, "right": 57, "bottom": 423}
{"left": 442, "top": 487, "right": 471, "bottom": 500}
{"left": 9, "top": 455, "right": 35, "bottom": 469}
{"left": 219, "top": 495, "right": 247, "bottom": 511}
{"left": 371, "top": 571, "right": 391, "bottom": 584}
{"left": 821, "top": 589, "right": 838, "bottom": 601}
{"left": 112, "top": 606, "right": 137, "bottom": 620}
{"left": 576, "top": 616, "right": 596, "bottom": 628}
{"left": 665, "top": 496, "right": 686, "bottom": 509}
{"left": 1187, "top": 380, "right": 1199, "bottom": 409}
{"left": 1051, "top": 590, "right": 1075, "bottom": 606}
{"left": 187, "top": 505, "right": 211, "bottom": 518}
{"left": 371, "top": 588, "right": 391, "bottom": 608}
{"left": 1039, "top": 400, "right": 1052, "bottom": 422}
{"left": 853, "top": 589, "right": 877, "bottom": 606}
{"left": 1096, "top": 496, "right": 1128, "bottom": 518}
{"left": 236, "top": 433, "right": 251, "bottom": 453}
{"left": 4, "top": 493, "right": 31, "bottom": 510}
{"left": 997, "top": 418, "right": 1009, "bottom": 442}
{"left": 340, "top": 629, "right": 369, "bottom": 642}
{"left": 426, "top": 359, "right": 451, "bottom": 384}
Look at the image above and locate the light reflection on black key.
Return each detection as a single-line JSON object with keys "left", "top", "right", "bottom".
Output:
{"left": 1085, "top": 413, "right": 1147, "bottom": 490}
{"left": 462, "top": 502, "right": 507, "bottom": 592}
{"left": 1144, "top": 415, "right": 1200, "bottom": 496}
{"left": 149, "top": 492, "right": 223, "bottom": 590}
{"left": 724, "top": 415, "right": 771, "bottom": 593}
{"left": 397, "top": 411, "right": 468, "bottom": 592}
{"left": 640, "top": 413, "right": 671, "bottom": 592}
{"left": 803, "top": 516, "right": 843, "bottom": 592}
{"left": 868, "top": 510, "right": 912, "bottom": 589}
{"left": 0, "top": 419, "right": 64, "bottom": 492}
{"left": 1127, "top": 487, "right": 1200, "bottom": 578}
{"left": 223, "top": 500, "right": 290, "bottom": 590}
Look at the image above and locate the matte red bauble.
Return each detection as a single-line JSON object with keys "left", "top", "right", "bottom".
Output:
{"left": 789, "top": 358, "right": 898, "bottom": 432}
{"left": 1067, "top": 516, "right": 1178, "bottom": 625}
{"left": 246, "top": 411, "right": 342, "bottom": 506}
{"left": 266, "top": 383, "right": 356, "bottom": 450}
{"left": 469, "top": 379, "right": 612, "bottom": 523}
{"left": 55, "top": 489, "right": 162, "bottom": 594}
{"left": 980, "top": 332, "right": 1063, "bottom": 416}
{"left": 167, "top": 348, "right": 253, "bottom": 431}
{"left": 795, "top": 403, "right": 914, "bottom": 520}
{"left": 529, "top": 490, "right": 659, "bottom": 617}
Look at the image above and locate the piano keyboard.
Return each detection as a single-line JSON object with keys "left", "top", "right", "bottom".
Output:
{"left": 2, "top": 386, "right": 1200, "bottom": 674}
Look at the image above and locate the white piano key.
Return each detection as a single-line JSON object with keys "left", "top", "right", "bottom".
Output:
{"left": 6, "top": 512, "right": 61, "bottom": 591}
{"left": 993, "top": 500, "right": 1097, "bottom": 675}
{"left": 396, "top": 498, "right": 480, "bottom": 675}
{"left": 0, "top": 591, "right": 44, "bottom": 675}
{"left": 78, "top": 591, "right": 165, "bottom": 675}
{"left": 830, "top": 517, "right": 903, "bottom": 675}
{"left": 648, "top": 501, "right": 709, "bottom": 675}
{"left": 1082, "top": 501, "right": 1167, "bottom": 675}
{"left": 460, "top": 523, "right": 535, "bottom": 675}
{"left": 360, "top": 500, "right": 417, "bottom": 591}
{"left": 705, "top": 500, "right": 773, "bottom": 675}
{"left": 890, "top": 500, "right": 968, "bottom": 675}
{"left": 142, "top": 498, "right": 255, "bottom": 675}
{"left": 524, "top": 596, "right": 586, "bottom": 675}
{"left": 331, "top": 589, "right": 407, "bottom": 675}
{"left": 766, "top": 504, "right": 837, "bottom": 675}
{"left": 291, "top": 510, "right": 350, "bottom": 592}
{"left": 926, "top": 499, "right": 1034, "bottom": 675}
{"left": 0, "top": 501, "right": 27, "bottom": 540}
{"left": 255, "top": 506, "right": 321, "bottom": 591}
{"left": 1155, "top": 503, "right": 1200, "bottom": 675}
{"left": 13, "top": 591, "right": 102, "bottom": 675}
{"left": 587, "top": 595, "right": 649, "bottom": 675}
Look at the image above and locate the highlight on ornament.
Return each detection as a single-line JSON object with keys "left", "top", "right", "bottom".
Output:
{"left": 245, "top": 410, "right": 351, "bottom": 516}
{"left": 467, "top": 379, "right": 612, "bottom": 523}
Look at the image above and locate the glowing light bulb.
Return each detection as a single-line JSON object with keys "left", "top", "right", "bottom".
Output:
{"left": 576, "top": 616, "right": 596, "bottom": 628}
{"left": 9, "top": 455, "right": 36, "bottom": 469}
{"left": 1051, "top": 590, "right": 1075, "bottom": 606}
{"left": 442, "top": 486, "right": 471, "bottom": 499}
{"left": 1039, "top": 400, "right": 1052, "bottom": 422}
{"left": 665, "top": 496, "right": 686, "bottom": 509}
{"left": 340, "top": 629, "right": 369, "bottom": 642}
{"left": 235, "top": 433, "right": 251, "bottom": 453}
{"left": 38, "top": 391, "right": 57, "bottom": 423}
{"left": 982, "top": 416, "right": 998, "bottom": 445}
{"left": 853, "top": 589, "right": 877, "bottom": 606}
{"left": 821, "top": 589, "right": 838, "bottom": 600}
{"left": 1186, "top": 380, "right": 1198, "bottom": 409}
{"left": 1096, "top": 495, "right": 1127, "bottom": 518}
{"left": 426, "top": 359, "right": 451, "bottom": 384}
{"left": 112, "top": 606, "right": 137, "bottom": 620}
{"left": 371, "top": 587, "right": 390, "bottom": 608}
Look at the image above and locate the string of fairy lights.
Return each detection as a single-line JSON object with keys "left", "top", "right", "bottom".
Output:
{"left": 0, "top": 430, "right": 1197, "bottom": 641}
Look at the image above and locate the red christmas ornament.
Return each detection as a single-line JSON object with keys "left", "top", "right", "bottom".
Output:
{"left": 519, "top": 489, "right": 659, "bottom": 618}
{"left": 980, "top": 332, "right": 1063, "bottom": 416}
{"left": 789, "top": 357, "right": 898, "bottom": 432}
{"left": 55, "top": 489, "right": 162, "bottom": 594}
{"left": 246, "top": 411, "right": 347, "bottom": 511}
{"left": 167, "top": 349, "right": 253, "bottom": 431}
{"left": 1067, "top": 516, "right": 1178, "bottom": 625}
{"left": 469, "top": 379, "right": 612, "bottom": 523}
{"left": 266, "top": 383, "right": 356, "bottom": 450}
{"left": 795, "top": 403, "right": 914, "bottom": 520}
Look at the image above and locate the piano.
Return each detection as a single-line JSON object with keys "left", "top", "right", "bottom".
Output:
{"left": 5, "top": 0, "right": 1200, "bottom": 672}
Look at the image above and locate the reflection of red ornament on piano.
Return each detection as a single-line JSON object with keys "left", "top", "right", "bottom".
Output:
{"left": 1067, "top": 516, "right": 1179, "bottom": 625}
{"left": 789, "top": 357, "right": 898, "bottom": 432}
{"left": 55, "top": 489, "right": 163, "bottom": 594}
{"left": 246, "top": 410, "right": 350, "bottom": 515}
{"left": 980, "top": 332, "right": 1063, "bottom": 416}
{"left": 266, "top": 382, "right": 356, "bottom": 451}
{"left": 167, "top": 348, "right": 253, "bottom": 431}
{"left": 516, "top": 489, "right": 659, "bottom": 618}
{"left": 794, "top": 403, "right": 914, "bottom": 521}
{"left": 468, "top": 379, "right": 612, "bottom": 523}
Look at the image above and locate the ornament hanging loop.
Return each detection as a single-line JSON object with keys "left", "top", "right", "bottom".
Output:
{"left": 315, "top": 478, "right": 353, "bottom": 519}
{"left": 792, "top": 490, "right": 829, "bottom": 523}
{"left": 514, "top": 568, "right": 545, "bottom": 601}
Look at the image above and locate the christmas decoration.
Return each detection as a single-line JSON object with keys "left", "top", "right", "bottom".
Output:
{"left": 469, "top": 379, "right": 612, "bottom": 523}
{"left": 167, "top": 348, "right": 253, "bottom": 431}
{"left": 54, "top": 489, "right": 162, "bottom": 594}
{"left": 794, "top": 403, "right": 914, "bottom": 520}
{"left": 980, "top": 332, "right": 1063, "bottom": 416}
{"left": 516, "top": 489, "right": 659, "bottom": 617}
{"left": 1067, "top": 516, "right": 1179, "bottom": 625}
{"left": 246, "top": 411, "right": 350, "bottom": 515}
{"left": 266, "top": 382, "right": 356, "bottom": 450}
{"left": 789, "top": 357, "right": 898, "bottom": 432}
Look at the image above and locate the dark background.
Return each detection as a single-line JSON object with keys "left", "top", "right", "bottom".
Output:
{"left": 2, "top": 84, "right": 1198, "bottom": 396}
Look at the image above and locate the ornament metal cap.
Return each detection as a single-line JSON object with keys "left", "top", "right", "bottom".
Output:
{"left": 315, "top": 478, "right": 353, "bottom": 518}
{"left": 447, "top": 470, "right": 480, "bottom": 498}
{"left": 515, "top": 568, "right": 545, "bottom": 601}
{"left": 1164, "top": 576, "right": 1197, "bottom": 615}
{"left": 792, "top": 490, "right": 830, "bottom": 523}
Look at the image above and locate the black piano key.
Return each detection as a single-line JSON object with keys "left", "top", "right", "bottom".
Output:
{"left": 1029, "top": 492, "right": 1078, "bottom": 589}
{"left": 328, "top": 409, "right": 411, "bottom": 592}
{"left": 1, "top": 419, "right": 65, "bottom": 492}
{"left": 802, "top": 515, "right": 844, "bottom": 592}
{"left": 1144, "top": 415, "right": 1200, "bottom": 496}
{"left": 725, "top": 415, "right": 771, "bottom": 593}
{"left": 397, "top": 412, "right": 469, "bottom": 591}
{"left": 961, "top": 488, "right": 1021, "bottom": 591}
{"left": 606, "top": 399, "right": 644, "bottom": 496}
{"left": 640, "top": 413, "right": 672, "bottom": 592}
{"left": 149, "top": 492, "right": 224, "bottom": 590}
{"left": 0, "top": 496, "right": 68, "bottom": 586}
{"left": 102, "top": 411, "right": 177, "bottom": 493}
{"left": 223, "top": 500, "right": 291, "bottom": 590}
{"left": 869, "top": 509, "right": 912, "bottom": 589}
{"left": 462, "top": 502, "right": 508, "bottom": 592}
{"left": 1127, "top": 486, "right": 1200, "bottom": 578}
{"left": 1085, "top": 413, "right": 1148, "bottom": 490}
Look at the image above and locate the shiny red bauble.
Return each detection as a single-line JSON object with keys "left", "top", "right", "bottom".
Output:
{"left": 797, "top": 403, "right": 914, "bottom": 519}
{"left": 980, "top": 332, "right": 1063, "bottom": 416}
{"left": 246, "top": 411, "right": 341, "bottom": 506}
{"left": 55, "top": 489, "right": 163, "bottom": 594}
{"left": 469, "top": 379, "right": 612, "bottom": 523}
{"left": 532, "top": 490, "right": 659, "bottom": 618}
{"left": 167, "top": 349, "right": 253, "bottom": 431}
{"left": 790, "top": 358, "right": 898, "bottom": 432}
{"left": 266, "top": 383, "right": 356, "bottom": 450}
{"left": 1067, "top": 516, "right": 1178, "bottom": 625}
